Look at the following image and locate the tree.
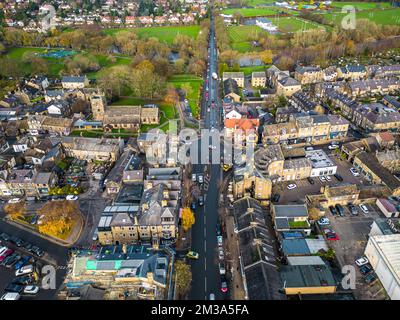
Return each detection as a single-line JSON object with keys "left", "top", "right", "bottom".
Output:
{"left": 181, "top": 207, "right": 195, "bottom": 231}
{"left": 259, "top": 50, "right": 273, "bottom": 64}
{"left": 3, "top": 202, "right": 26, "bottom": 220}
{"left": 345, "top": 40, "right": 356, "bottom": 56}
{"left": 164, "top": 85, "right": 179, "bottom": 105}
{"left": 174, "top": 260, "right": 192, "bottom": 298}
{"left": 180, "top": 83, "right": 192, "bottom": 98}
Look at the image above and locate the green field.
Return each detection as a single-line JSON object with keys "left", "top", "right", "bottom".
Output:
{"left": 222, "top": 7, "right": 279, "bottom": 17}
{"left": 228, "top": 25, "right": 267, "bottom": 52}
{"left": 322, "top": 8, "right": 400, "bottom": 26}
{"left": 168, "top": 74, "right": 203, "bottom": 118}
{"left": 239, "top": 65, "right": 269, "bottom": 76}
{"left": 330, "top": 1, "right": 392, "bottom": 10}
{"left": 269, "top": 16, "right": 326, "bottom": 32}
{"left": 104, "top": 25, "right": 201, "bottom": 44}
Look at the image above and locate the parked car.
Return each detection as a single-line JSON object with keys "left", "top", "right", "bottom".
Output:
{"left": 220, "top": 277, "right": 228, "bottom": 293}
{"left": 198, "top": 175, "right": 204, "bottom": 184}
{"left": 66, "top": 195, "right": 78, "bottom": 201}
{"left": 30, "top": 246, "right": 44, "bottom": 257}
{"left": 272, "top": 194, "right": 280, "bottom": 203}
{"left": 305, "top": 147, "right": 314, "bottom": 151}
{"left": 4, "top": 284, "right": 24, "bottom": 294}
{"left": 4, "top": 254, "right": 20, "bottom": 268}
{"left": 14, "top": 238, "right": 24, "bottom": 247}
{"left": 0, "top": 292, "right": 20, "bottom": 300}
{"left": 307, "top": 177, "right": 315, "bottom": 185}
{"left": 191, "top": 174, "right": 197, "bottom": 182}
{"left": 15, "top": 264, "right": 34, "bottom": 277}
{"left": 219, "top": 262, "right": 226, "bottom": 275}
{"left": 319, "top": 176, "right": 326, "bottom": 182}
{"left": 198, "top": 196, "right": 204, "bottom": 206}
{"left": 329, "top": 206, "right": 337, "bottom": 216}
{"left": 209, "top": 293, "right": 215, "bottom": 300}
{"left": 0, "top": 248, "right": 14, "bottom": 262}
{"left": 218, "top": 247, "right": 224, "bottom": 261}
{"left": 364, "top": 273, "right": 378, "bottom": 285}
{"left": 12, "top": 275, "right": 33, "bottom": 285}
{"left": 23, "top": 242, "right": 33, "bottom": 251}
{"left": 14, "top": 256, "right": 31, "bottom": 270}
{"left": 217, "top": 235, "right": 223, "bottom": 247}
{"left": 317, "top": 217, "right": 330, "bottom": 226}
{"left": 335, "top": 204, "right": 345, "bottom": 216}
{"left": 8, "top": 198, "right": 21, "bottom": 204}
{"left": 350, "top": 167, "right": 360, "bottom": 176}
{"left": 359, "top": 264, "right": 372, "bottom": 275}
{"left": 334, "top": 173, "right": 343, "bottom": 182}
{"left": 348, "top": 204, "right": 358, "bottom": 216}
{"left": 359, "top": 204, "right": 369, "bottom": 213}
{"left": 191, "top": 202, "right": 196, "bottom": 210}
{"left": 325, "top": 176, "right": 332, "bottom": 182}
{"left": 328, "top": 144, "right": 339, "bottom": 150}
{"left": 326, "top": 232, "right": 340, "bottom": 241}
{"left": 186, "top": 251, "right": 199, "bottom": 260}
{"left": 0, "top": 232, "right": 10, "bottom": 241}
{"left": 23, "top": 285, "right": 39, "bottom": 295}
{"left": 355, "top": 257, "right": 369, "bottom": 267}
{"left": 287, "top": 183, "right": 297, "bottom": 190}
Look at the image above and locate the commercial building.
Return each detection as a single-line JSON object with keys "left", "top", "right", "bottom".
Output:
{"left": 305, "top": 149, "right": 337, "bottom": 177}
{"left": 364, "top": 234, "right": 400, "bottom": 300}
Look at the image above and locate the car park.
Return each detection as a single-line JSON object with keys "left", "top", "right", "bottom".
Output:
{"left": 317, "top": 217, "right": 330, "bottom": 226}
{"left": 355, "top": 257, "right": 369, "bottom": 267}
{"left": 287, "top": 183, "right": 297, "bottom": 190}
{"left": 359, "top": 204, "right": 369, "bottom": 213}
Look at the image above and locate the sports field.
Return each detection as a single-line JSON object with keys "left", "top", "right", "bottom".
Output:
{"left": 269, "top": 16, "right": 326, "bottom": 32}
{"left": 103, "top": 25, "right": 200, "bottom": 44}
{"left": 330, "top": 1, "right": 392, "bottom": 10}
{"left": 221, "top": 7, "right": 279, "bottom": 17}
{"left": 228, "top": 25, "right": 267, "bottom": 52}
{"left": 322, "top": 8, "right": 400, "bottom": 26}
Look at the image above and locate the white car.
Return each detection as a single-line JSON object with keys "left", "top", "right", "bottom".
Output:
{"left": 319, "top": 176, "right": 326, "bottom": 182}
{"left": 66, "top": 195, "right": 78, "bottom": 201}
{"left": 325, "top": 176, "right": 332, "bottom": 182}
{"left": 209, "top": 145, "right": 217, "bottom": 150}
{"left": 209, "top": 293, "right": 215, "bottom": 300}
{"left": 350, "top": 167, "right": 360, "bottom": 176}
{"left": 287, "top": 183, "right": 297, "bottom": 190}
{"left": 355, "top": 257, "right": 369, "bottom": 267}
{"left": 8, "top": 198, "right": 21, "bottom": 204}
{"left": 305, "top": 147, "right": 314, "bottom": 151}
{"left": 23, "top": 285, "right": 39, "bottom": 295}
{"left": 218, "top": 248, "right": 224, "bottom": 260}
{"left": 328, "top": 144, "right": 339, "bottom": 150}
{"left": 359, "top": 204, "right": 369, "bottom": 213}
{"left": 317, "top": 217, "right": 330, "bottom": 226}
{"left": 1, "top": 292, "right": 20, "bottom": 300}
{"left": 15, "top": 264, "right": 34, "bottom": 277}
{"left": 217, "top": 235, "right": 223, "bottom": 247}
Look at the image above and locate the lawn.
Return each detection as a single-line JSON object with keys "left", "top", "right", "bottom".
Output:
{"left": 322, "top": 8, "right": 400, "bottom": 26}
{"left": 239, "top": 65, "right": 269, "bottom": 76}
{"left": 168, "top": 74, "right": 203, "bottom": 118}
{"left": 246, "top": 0, "right": 276, "bottom": 5}
{"left": 221, "top": 7, "right": 279, "bottom": 17}
{"left": 103, "top": 25, "right": 201, "bottom": 45}
{"left": 269, "top": 16, "right": 326, "bottom": 32}
{"left": 228, "top": 25, "right": 267, "bottom": 53}
{"left": 330, "top": 1, "right": 392, "bottom": 10}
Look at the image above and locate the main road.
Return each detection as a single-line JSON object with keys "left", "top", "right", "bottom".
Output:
{"left": 189, "top": 7, "right": 225, "bottom": 300}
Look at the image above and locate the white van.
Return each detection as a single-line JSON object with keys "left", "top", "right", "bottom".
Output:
{"left": 1, "top": 292, "right": 20, "bottom": 300}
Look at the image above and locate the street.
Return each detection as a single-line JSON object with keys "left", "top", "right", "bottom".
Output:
{"left": 189, "top": 8, "right": 226, "bottom": 300}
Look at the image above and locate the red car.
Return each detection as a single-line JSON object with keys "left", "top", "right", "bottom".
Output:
{"left": 0, "top": 248, "right": 14, "bottom": 262}
{"left": 326, "top": 232, "right": 340, "bottom": 241}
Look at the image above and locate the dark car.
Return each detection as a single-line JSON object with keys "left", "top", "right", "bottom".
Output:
{"left": 364, "top": 273, "right": 377, "bottom": 285}
{"left": 348, "top": 204, "right": 358, "bottom": 216}
{"left": 329, "top": 206, "right": 337, "bottom": 216}
{"left": 198, "top": 196, "right": 204, "bottom": 206}
{"left": 31, "top": 246, "right": 44, "bottom": 257}
{"left": 335, "top": 204, "right": 345, "bottom": 217}
{"left": 272, "top": 194, "right": 280, "bottom": 203}
{"left": 334, "top": 173, "right": 343, "bottom": 182}
{"left": 307, "top": 177, "right": 315, "bottom": 185}
{"left": 216, "top": 223, "right": 222, "bottom": 236}
{"left": 5, "top": 254, "right": 21, "bottom": 268}
{"left": 359, "top": 264, "right": 372, "bottom": 275}
{"left": 191, "top": 202, "right": 196, "bottom": 210}
{"left": 15, "top": 238, "right": 24, "bottom": 247}
{"left": 4, "top": 283, "right": 24, "bottom": 293}
{"left": 9, "top": 236, "right": 19, "bottom": 245}
{"left": 23, "top": 242, "right": 33, "bottom": 251}
{"left": 14, "top": 256, "right": 32, "bottom": 270}
{"left": 1, "top": 253, "right": 16, "bottom": 266}
{"left": 0, "top": 232, "right": 10, "bottom": 241}
{"left": 12, "top": 275, "right": 33, "bottom": 285}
